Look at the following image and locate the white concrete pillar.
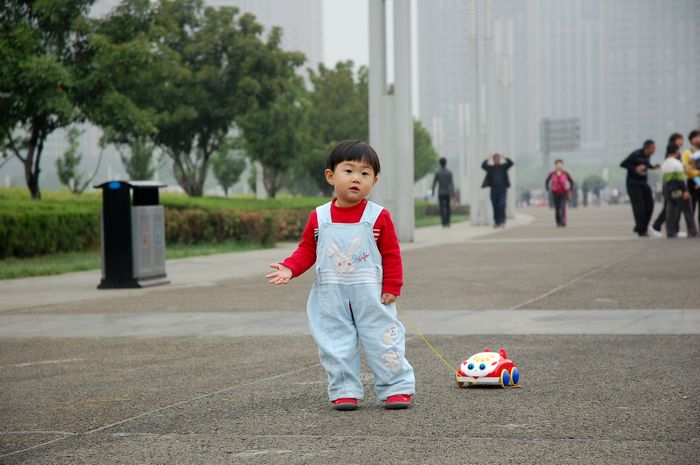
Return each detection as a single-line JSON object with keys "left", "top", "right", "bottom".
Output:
{"left": 369, "top": 0, "right": 414, "bottom": 242}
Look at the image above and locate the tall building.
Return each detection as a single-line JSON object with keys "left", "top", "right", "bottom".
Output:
{"left": 603, "top": 0, "right": 700, "bottom": 159}
{"left": 417, "top": 0, "right": 700, "bottom": 188}
{"left": 416, "top": 0, "right": 514, "bottom": 221}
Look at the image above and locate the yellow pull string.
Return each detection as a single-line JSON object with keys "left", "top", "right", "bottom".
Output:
{"left": 396, "top": 302, "right": 458, "bottom": 375}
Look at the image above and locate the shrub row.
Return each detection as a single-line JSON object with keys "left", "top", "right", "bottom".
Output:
{"left": 164, "top": 208, "right": 309, "bottom": 245}
{"left": 0, "top": 210, "right": 101, "bottom": 258}
{"left": 0, "top": 206, "right": 311, "bottom": 259}
{"left": 416, "top": 202, "right": 470, "bottom": 218}
{"left": 1, "top": 198, "right": 464, "bottom": 259}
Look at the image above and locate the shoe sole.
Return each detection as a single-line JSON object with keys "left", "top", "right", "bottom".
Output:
{"left": 384, "top": 402, "right": 411, "bottom": 410}
{"left": 333, "top": 403, "right": 358, "bottom": 411}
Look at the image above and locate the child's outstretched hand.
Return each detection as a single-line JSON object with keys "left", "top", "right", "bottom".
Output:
{"left": 381, "top": 293, "right": 397, "bottom": 305}
{"left": 266, "top": 263, "right": 292, "bottom": 285}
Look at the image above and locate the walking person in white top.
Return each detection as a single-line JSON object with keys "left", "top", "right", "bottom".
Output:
{"left": 661, "top": 144, "right": 697, "bottom": 238}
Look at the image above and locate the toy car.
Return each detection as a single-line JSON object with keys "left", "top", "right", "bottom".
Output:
{"left": 456, "top": 347, "right": 520, "bottom": 388}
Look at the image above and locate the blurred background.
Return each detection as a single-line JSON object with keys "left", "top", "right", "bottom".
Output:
{"left": 2, "top": 0, "right": 699, "bottom": 204}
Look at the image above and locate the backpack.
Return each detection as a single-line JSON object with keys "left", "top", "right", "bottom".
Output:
{"left": 550, "top": 172, "right": 569, "bottom": 194}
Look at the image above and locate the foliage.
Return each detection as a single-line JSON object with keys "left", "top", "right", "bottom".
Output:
{"left": 299, "top": 62, "right": 440, "bottom": 193}
{"left": 0, "top": 0, "right": 94, "bottom": 199}
{"left": 56, "top": 127, "right": 86, "bottom": 192}
{"left": 296, "top": 62, "right": 368, "bottom": 195}
{"left": 211, "top": 140, "right": 247, "bottom": 196}
{"left": 119, "top": 136, "right": 157, "bottom": 180}
{"left": 413, "top": 120, "right": 439, "bottom": 181}
{"left": 90, "top": 0, "right": 305, "bottom": 197}
{"left": 239, "top": 74, "right": 309, "bottom": 198}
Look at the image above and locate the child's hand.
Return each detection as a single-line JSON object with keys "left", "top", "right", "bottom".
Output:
{"left": 381, "top": 293, "right": 397, "bottom": 305}
{"left": 266, "top": 263, "right": 293, "bottom": 285}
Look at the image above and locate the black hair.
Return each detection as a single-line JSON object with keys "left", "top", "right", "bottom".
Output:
{"left": 554, "top": 159, "right": 563, "bottom": 164}
{"left": 666, "top": 144, "right": 679, "bottom": 155}
{"left": 689, "top": 130, "right": 700, "bottom": 141}
{"left": 439, "top": 157, "right": 447, "bottom": 167}
{"left": 668, "top": 132, "right": 683, "bottom": 144}
{"left": 643, "top": 140, "right": 655, "bottom": 149}
{"left": 326, "top": 140, "right": 380, "bottom": 175}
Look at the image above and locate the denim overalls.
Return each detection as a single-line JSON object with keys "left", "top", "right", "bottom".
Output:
{"left": 307, "top": 200, "right": 415, "bottom": 401}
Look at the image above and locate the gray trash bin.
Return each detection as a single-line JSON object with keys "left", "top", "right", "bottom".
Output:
{"left": 95, "top": 180, "right": 169, "bottom": 289}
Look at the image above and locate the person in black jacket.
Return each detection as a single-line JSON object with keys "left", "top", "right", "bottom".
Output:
{"left": 432, "top": 158, "right": 454, "bottom": 227}
{"left": 620, "top": 140, "right": 660, "bottom": 237}
{"left": 482, "top": 154, "right": 514, "bottom": 227}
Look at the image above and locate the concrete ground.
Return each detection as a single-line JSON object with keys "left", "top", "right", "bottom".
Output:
{"left": 1, "top": 204, "right": 699, "bottom": 464}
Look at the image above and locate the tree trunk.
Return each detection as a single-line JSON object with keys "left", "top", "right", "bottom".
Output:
{"left": 22, "top": 128, "right": 42, "bottom": 200}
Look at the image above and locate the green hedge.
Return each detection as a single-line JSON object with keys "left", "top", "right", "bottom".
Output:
{"left": 0, "top": 210, "right": 100, "bottom": 258}
{"left": 0, "top": 206, "right": 311, "bottom": 259}
{"left": 0, "top": 189, "right": 468, "bottom": 259}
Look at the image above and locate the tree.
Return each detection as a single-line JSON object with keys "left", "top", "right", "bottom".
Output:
{"left": 413, "top": 120, "right": 439, "bottom": 181}
{"left": 296, "top": 62, "right": 368, "bottom": 195}
{"left": 299, "top": 62, "right": 440, "bottom": 193}
{"left": 54, "top": 126, "right": 104, "bottom": 194}
{"left": 91, "top": 0, "right": 304, "bottom": 196}
{"left": 211, "top": 140, "right": 246, "bottom": 196}
{"left": 0, "top": 0, "right": 94, "bottom": 199}
{"left": 117, "top": 137, "right": 157, "bottom": 180}
{"left": 56, "top": 127, "right": 85, "bottom": 192}
{"left": 239, "top": 75, "right": 309, "bottom": 197}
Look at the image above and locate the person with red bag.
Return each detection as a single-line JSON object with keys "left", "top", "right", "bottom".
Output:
{"left": 545, "top": 159, "right": 576, "bottom": 227}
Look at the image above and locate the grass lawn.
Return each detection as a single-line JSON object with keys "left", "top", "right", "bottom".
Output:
{"left": 0, "top": 241, "right": 270, "bottom": 280}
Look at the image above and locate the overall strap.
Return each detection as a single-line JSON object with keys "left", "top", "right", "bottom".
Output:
{"left": 315, "top": 201, "right": 333, "bottom": 225}
{"left": 359, "top": 200, "right": 384, "bottom": 225}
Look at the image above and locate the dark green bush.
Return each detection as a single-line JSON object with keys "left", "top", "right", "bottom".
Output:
{"left": 0, "top": 210, "right": 100, "bottom": 258}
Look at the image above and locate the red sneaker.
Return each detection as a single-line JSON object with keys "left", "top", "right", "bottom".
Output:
{"left": 384, "top": 394, "right": 413, "bottom": 410}
{"left": 332, "top": 398, "right": 358, "bottom": 411}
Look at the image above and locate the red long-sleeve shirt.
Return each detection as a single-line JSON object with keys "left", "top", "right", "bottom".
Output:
{"left": 281, "top": 198, "right": 403, "bottom": 296}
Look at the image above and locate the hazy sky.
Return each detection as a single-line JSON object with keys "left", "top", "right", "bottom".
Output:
{"left": 323, "top": 1, "right": 369, "bottom": 67}
{"left": 322, "top": 0, "right": 419, "bottom": 114}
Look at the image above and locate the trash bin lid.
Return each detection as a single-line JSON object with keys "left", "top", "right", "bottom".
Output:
{"left": 94, "top": 180, "right": 167, "bottom": 190}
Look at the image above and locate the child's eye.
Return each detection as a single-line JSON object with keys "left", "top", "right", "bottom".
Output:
{"left": 362, "top": 171, "right": 370, "bottom": 176}
{"left": 345, "top": 169, "right": 352, "bottom": 174}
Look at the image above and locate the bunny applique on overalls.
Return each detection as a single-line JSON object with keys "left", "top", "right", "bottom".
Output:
{"left": 306, "top": 200, "right": 415, "bottom": 402}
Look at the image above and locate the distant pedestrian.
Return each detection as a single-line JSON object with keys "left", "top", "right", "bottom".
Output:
{"left": 681, "top": 129, "right": 700, "bottom": 225}
{"left": 481, "top": 153, "right": 514, "bottom": 228}
{"left": 620, "top": 140, "right": 660, "bottom": 237}
{"left": 581, "top": 180, "right": 590, "bottom": 207}
{"left": 661, "top": 143, "right": 697, "bottom": 238}
{"left": 545, "top": 159, "right": 575, "bottom": 227}
{"left": 432, "top": 157, "right": 454, "bottom": 227}
{"left": 265, "top": 140, "right": 415, "bottom": 411}
{"left": 652, "top": 133, "right": 684, "bottom": 237}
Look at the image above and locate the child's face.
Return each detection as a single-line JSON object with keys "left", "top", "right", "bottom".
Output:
{"left": 555, "top": 162, "right": 563, "bottom": 171}
{"left": 325, "top": 160, "right": 377, "bottom": 207}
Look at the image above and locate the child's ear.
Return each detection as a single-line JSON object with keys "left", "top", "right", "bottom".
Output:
{"left": 324, "top": 169, "right": 334, "bottom": 185}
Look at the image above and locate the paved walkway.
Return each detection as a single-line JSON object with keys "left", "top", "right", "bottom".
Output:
{"left": 1, "top": 204, "right": 699, "bottom": 465}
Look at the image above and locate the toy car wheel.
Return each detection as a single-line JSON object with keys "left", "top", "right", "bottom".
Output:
{"left": 455, "top": 374, "right": 465, "bottom": 388}
{"left": 500, "top": 369, "right": 511, "bottom": 388}
{"left": 510, "top": 367, "right": 520, "bottom": 385}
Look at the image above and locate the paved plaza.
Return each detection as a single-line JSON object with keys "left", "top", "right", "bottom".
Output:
{"left": 1, "top": 205, "right": 698, "bottom": 464}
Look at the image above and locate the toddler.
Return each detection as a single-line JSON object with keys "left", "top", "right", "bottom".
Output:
{"left": 266, "top": 140, "right": 415, "bottom": 410}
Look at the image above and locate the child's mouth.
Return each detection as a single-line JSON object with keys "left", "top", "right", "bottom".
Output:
{"left": 350, "top": 187, "right": 360, "bottom": 192}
